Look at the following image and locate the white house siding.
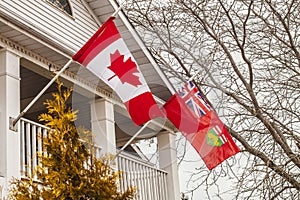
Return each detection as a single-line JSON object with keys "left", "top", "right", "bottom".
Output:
{"left": 0, "top": 0, "right": 100, "bottom": 54}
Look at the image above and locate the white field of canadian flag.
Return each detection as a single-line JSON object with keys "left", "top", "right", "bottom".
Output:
{"left": 86, "top": 38, "right": 148, "bottom": 102}
{"left": 73, "top": 17, "right": 164, "bottom": 125}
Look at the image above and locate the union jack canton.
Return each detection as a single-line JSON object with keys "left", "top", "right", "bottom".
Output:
{"left": 178, "top": 81, "right": 212, "bottom": 118}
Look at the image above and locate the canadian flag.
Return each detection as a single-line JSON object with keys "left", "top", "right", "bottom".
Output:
{"left": 73, "top": 17, "right": 164, "bottom": 125}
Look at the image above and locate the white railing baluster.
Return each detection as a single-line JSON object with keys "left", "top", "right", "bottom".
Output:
{"left": 133, "top": 162, "right": 139, "bottom": 200}
{"left": 140, "top": 164, "right": 145, "bottom": 200}
{"left": 153, "top": 168, "right": 158, "bottom": 200}
{"left": 150, "top": 169, "right": 154, "bottom": 200}
{"left": 42, "top": 128, "right": 47, "bottom": 157}
{"left": 31, "top": 125, "right": 37, "bottom": 179}
{"left": 37, "top": 127, "right": 42, "bottom": 164}
{"left": 20, "top": 120, "right": 25, "bottom": 176}
{"left": 163, "top": 171, "right": 168, "bottom": 199}
{"left": 147, "top": 168, "right": 152, "bottom": 200}
{"left": 117, "top": 157, "right": 122, "bottom": 192}
{"left": 25, "top": 122, "right": 31, "bottom": 177}
{"left": 140, "top": 164, "right": 146, "bottom": 200}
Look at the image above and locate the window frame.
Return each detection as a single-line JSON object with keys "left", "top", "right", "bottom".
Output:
{"left": 44, "top": 0, "right": 74, "bottom": 17}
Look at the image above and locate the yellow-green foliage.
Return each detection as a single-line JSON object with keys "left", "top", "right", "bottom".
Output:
{"left": 9, "top": 83, "right": 135, "bottom": 200}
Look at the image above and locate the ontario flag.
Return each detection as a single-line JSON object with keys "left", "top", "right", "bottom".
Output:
{"left": 163, "top": 81, "right": 240, "bottom": 170}
{"left": 73, "top": 17, "right": 164, "bottom": 125}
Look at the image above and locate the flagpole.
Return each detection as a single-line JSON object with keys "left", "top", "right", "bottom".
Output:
{"left": 11, "top": 59, "right": 73, "bottom": 128}
{"left": 115, "top": 120, "right": 151, "bottom": 158}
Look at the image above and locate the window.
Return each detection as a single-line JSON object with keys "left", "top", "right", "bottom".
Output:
{"left": 47, "top": 0, "right": 73, "bottom": 16}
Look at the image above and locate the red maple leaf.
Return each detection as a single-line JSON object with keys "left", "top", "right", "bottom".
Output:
{"left": 107, "top": 50, "right": 142, "bottom": 87}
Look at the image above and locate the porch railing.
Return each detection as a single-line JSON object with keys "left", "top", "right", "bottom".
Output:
{"left": 20, "top": 118, "right": 168, "bottom": 200}
{"left": 117, "top": 151, "right": 168, "bottom": 200}
{"left": 20, "top": 118, "right": 48, "bottom": 178}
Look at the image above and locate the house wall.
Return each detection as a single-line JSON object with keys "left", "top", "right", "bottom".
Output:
{"left": 0, "top": 0, "right": 99, "bottom": 52}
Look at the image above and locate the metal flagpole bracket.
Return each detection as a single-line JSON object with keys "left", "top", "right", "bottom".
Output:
{"left": 9, "top": 117, "right": 18, "bottom": 132}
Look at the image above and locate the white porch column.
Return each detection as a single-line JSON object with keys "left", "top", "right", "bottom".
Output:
{"left": 158, "top": 131, "right": 181, "bottom": 200}
{"left": 90, "top": 98, "right": 116, "bottom": 155}
{"left": 0, "top": 49, "right": 20, "bottom": 195}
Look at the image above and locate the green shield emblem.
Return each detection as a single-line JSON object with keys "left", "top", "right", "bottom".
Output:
{"left": 206, "top": 128, "right": 224, "bottom": 147}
